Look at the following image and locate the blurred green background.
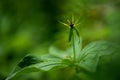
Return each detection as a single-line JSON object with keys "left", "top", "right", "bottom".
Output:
{"left": 0, "top": 0, "right": 120, "bottom": 80}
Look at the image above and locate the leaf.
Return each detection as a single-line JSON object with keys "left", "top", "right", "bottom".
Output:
{"left": 18, "top": 54, "right": 42, "bottom": 68}
{"left": 69, "top": 28, "right": 73, "bottom": 42}
{"left": 78, "top": 41, "right": 115, "bottom": 72}
{"left": 5, "top": 66, "right": 40, "bottom": 80}
{"left": 74, "top": 36, "right": 82, "bottom": 61}
{"left": 74, "top": 17, "right": 80, "bottom": 26}
{"left": 6, "top": 61, "right": 65, "bottom": 80}
{"left": 67, "top": 36, "right": 82, "bottom": 60}
{"left": 67, "top": 19, "right": 70, "bottom": 24}
{"left": 71, "top": 15, "right": 75, "bottom": 23}
{"left": 6, "top": 55, "right": 66, "bottom": 80}
{"left": 5, "top": 55, "right": 42, "bottom": 80}
{"left": 58, "top": 20, "right": 70, "bottom": 28}
{"left": 73, "top": 27, "right": 80, "bottom": 38}
{"left": 49, "top": 46, "right": 70, "bottom": 59}
{"left": 33, "top": 61, "right": 67, "bottom": 71}
{"left": 78, "top": 53, "right": 99, "bottom": 72}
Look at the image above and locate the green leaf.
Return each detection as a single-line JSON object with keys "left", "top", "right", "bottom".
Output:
{"left": 5, "top": 66, "right": 40, "bottom": 80}
{"left": 58, "top": 20, "right": 70, "bottom": 28}
{"left": 6, "top": 55, "right": 66, "bottom": 80}
{"left": 5, "top": 55, "right": 41, "bottom": 80}
{"left": 74, "top": 36, "right": 82, "bottom": 61}
{"left": 78, "top": 53, "right": 99, "bottom": 72}
{"left": 18, "top": 54, "right": 42, "bottom": 68}
{"left": 78, "top": 41, "right": 115, "bottom": 72}
{"left": 6, "top": 61, "right": 65, "bottom": 80}
{"left": 33, "top": 61, "right": 67, "bottom": 71}
{"left": 49, "top": 46, "right": 70, "bottom": 59}
{"left": 69, "top": 28, "right": 73, "bottom": 42}
{"left": 67, "top": 36, "right": 82, "bottom": 61}
{"left": 73, "top": 27, "right": 80, "bottom": 38}
{"left": 71, "top": 15, "right": 75, "bottom": 23}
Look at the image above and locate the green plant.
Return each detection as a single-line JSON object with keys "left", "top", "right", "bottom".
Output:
{"left": 6, "top": 16, "right": 116, "bottom": 80}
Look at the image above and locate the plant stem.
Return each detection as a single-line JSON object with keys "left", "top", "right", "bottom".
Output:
{"left": 73, "top": 31, "right": 76, "bottom": 61}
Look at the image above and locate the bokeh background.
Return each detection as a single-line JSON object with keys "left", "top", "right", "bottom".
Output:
{"left": 0, "top": 0, "right": 120, "bottom": 80}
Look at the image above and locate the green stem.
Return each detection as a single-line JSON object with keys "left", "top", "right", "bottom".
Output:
{"left": 73, "top": 31, "right": 76, "bottom": 61}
